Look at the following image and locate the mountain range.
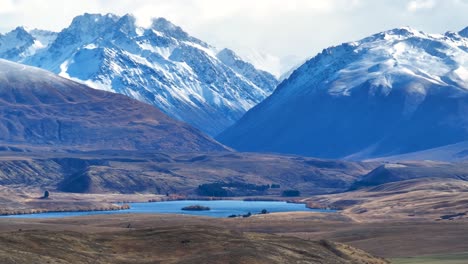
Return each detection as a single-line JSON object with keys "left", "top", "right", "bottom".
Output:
{"left": 0, "top": 13, "right": 277, "bottom": 136}
{"left": 3, "top": 15, "right": 468, "bottom": 161}
{"left": 218, "top": 26, "right": 468, "bottom": 159}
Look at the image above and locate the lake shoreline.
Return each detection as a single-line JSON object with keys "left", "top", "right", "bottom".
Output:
{"left": 0, "top": 204, "right": 130, "bottom": 217}
{"left": 1, "top": 200, "right": 335, "bottom": 219}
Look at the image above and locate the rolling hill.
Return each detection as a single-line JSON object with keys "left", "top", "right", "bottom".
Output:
{"left": 0, "top": 59, "right": 227, "bottom": 152}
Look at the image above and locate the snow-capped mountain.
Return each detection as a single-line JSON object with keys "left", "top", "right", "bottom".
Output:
{"left": 0, "top": 27, "right": 57, "bottom": 61}
{"left": 2, "top": 13, "right": 277, "bottom": 136}
{"left": 218, "top": 26, "right": 468, "bottom": 159}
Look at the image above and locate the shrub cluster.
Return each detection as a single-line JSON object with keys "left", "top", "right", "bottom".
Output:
{"left": 197, "top": 182, "right": 271, "bottom": 197}
{"left": 282, "top": 190, "right": 301, "bottom": 197}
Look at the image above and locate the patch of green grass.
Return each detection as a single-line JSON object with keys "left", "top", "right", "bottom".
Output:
{"left": 391, "top": 252, "right": 468, "bottom": 264}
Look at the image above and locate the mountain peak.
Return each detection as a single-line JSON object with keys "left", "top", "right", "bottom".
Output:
{"left": 68, "top": 13, "right": 119, "bottom": 31}
{"left": 114, "top": 14, "right": 138, "bottom": 35}
{"left": 459, "top": 26, "right": 468, "bottom": 37}
{"left": 217, "top": 48, "right": 241, "bottom": 62}
{"left": 0, "top": 26, "right": 35, "bottom": 58}
{"left": 6, "top": 26, "right": 33, "bottom": 40}
{"left": 11, "top": 26, "right": 29, "bottom": 34}
{"left": 385, "top": 26, "right": 420, "bottom": 35}
{"left": 151, "top": 17, "right": 177, "bottom": 30}
{"left": 362, "top": 26, "right": 427, "bottom": 43}
{"left": 50, "top": 13, "right": 119, "bottom": 49}
{"left": 151, "top": 17, "right": 190, "bottom": 40}
{"left": 117, "top": 13, "right": 137, "bottom": 24}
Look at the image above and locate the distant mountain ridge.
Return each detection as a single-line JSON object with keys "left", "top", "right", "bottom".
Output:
{"left": 366, "top": 140, "right": 468, "bottom": 162}
{"left": 0, "top": 13, "right": 278, "bottom": 136}
{"left": 218, "top": 26, "right": 468, "bottom": 159}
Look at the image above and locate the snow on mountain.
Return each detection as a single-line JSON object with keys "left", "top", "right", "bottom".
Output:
{"left": 28, "top": 29, "right": 59, "bottom": 49}
{"left": 218, "top": 26, "right": 468, "bottom": 159}
{"left": 216, "top": 48, "right": 277, "bottom": 93}
{"left": 0, "top": 27, "right": 35, "bottom": 60}
{"left": 0, "top": 27, "right": 57, "bottom": 61}
{"left": 3, "top": 13, "right": 278, "bottom": 136}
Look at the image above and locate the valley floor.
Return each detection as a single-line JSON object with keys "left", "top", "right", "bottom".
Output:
{"left": 0, "top": 213, "right": 390, "bottom": 264}
{"left": 0, "top": 212, "right": 467, "bottom": 263}
{"left": 1, "top": 179, "right": 467, "bottom": 263}
{"left": 391, "top": 252, "right": 468, "bottom": 264}
{"left": 1, "top": 151, "right": 467, "bottom": 263}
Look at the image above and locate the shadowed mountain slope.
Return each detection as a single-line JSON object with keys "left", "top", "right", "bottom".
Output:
{"left": 0, "top": 59, "right": 227, "bottom": 152}
{"left": 219, "top": 26, "right": 468, "bottom": 159}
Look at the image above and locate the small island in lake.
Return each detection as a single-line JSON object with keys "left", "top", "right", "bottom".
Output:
{"left": 181, "top": 205, "right": 211, "bottom": 211}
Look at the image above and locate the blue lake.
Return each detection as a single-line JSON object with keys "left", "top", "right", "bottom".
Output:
{"left": 0, "top": 200, "right": 335, "bottom": 219}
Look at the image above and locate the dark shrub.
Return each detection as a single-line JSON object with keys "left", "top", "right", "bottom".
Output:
{"left": 197, "top": 182, "right": 270, "bottom": 197}
{"left": 181, "top": 205, "right": 210, "bottom": 211}
{"left": 197, "top": 183, "right": 229, "bottom": 197}
{"left": 282, "top": 190, "right": 300, "bottom": 197}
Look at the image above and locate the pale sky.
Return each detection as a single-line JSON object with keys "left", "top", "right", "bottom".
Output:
{"left": 0, "top": 0, "right": 467, "bottom": 75}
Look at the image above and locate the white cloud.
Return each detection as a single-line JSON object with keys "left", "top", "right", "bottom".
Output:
{"left": 0, "top": 0, "right": 16, "bottom": 13}
{"left": 407, "top": 0, "right": 436, "bottom": 12}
